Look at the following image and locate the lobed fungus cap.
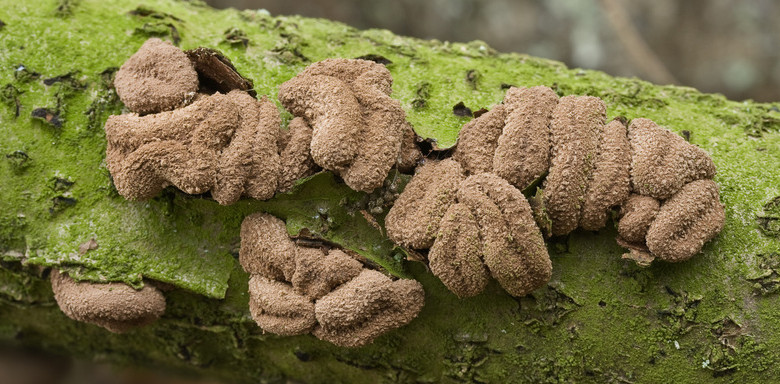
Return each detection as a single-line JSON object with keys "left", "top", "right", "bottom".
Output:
{"left": 50, "top": 270, "right": 166, "bottom": 333}
{"left": 114, "top": 38, "right": 198, "bottom": 115}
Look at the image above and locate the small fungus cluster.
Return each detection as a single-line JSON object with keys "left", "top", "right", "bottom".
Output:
{"left": 50, "top": 270, "right": 166, "bottom": 333}
{"left": 388, "top": 85, "right": 723, "bottom": 298}
{"left": 386, "top": 159, "right": 551, "bottom": 297}
{"left": 240, "top": 213, "right": 425, "bottom": 347}
{"left": 278, "top": 58, "right": 421, "bottom": 192}
{"left": 106, "top": 38, "right": 319, "bottom": 205}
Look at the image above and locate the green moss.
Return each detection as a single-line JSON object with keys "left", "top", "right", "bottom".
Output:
{"left": 1, "top": 0, "right": 780, "bottom": 382}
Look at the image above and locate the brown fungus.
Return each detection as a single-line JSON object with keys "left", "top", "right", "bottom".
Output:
{"left": 114, "top": 38, "right": 198, "bottom": 115}
{"left": 278, "top": 59, "right": 420, "bottom": 192}
{"left": 107, "top": 39, "right": 319, "bottom": 204}
{"left": 50, "top": 270, "right": 166, "bottom": 333}
{"left": 385, "top": 159, "right": 464, "bottom": 249}
{"left": 628, "top": 118, "right": 716, "bottom": 200}
{"left": 645, "top": 179, "right": 725, "bottom": 262}
{"left": 457, "top": 173, "right": 551, "bottom": 297}
{"left": 248, "top": 276, "right": 316, "bottom": 336}
{"left": 312, "top": 270, "right": 425, "bottom": 347}
{"left": 579, "top": 118, "right": 632, "bottom": 231}
{"left": 428, "top": 203, "right": 489, "bottom": 298}
{"left": 493, "top": 86, "right": 558, "bottom": 190}
{"left": 105, "top": 91, "right": 283, "bottom": 204}
{"left": 618, "top": 194, "right": 661, "bottom": 244}
{"left": 544, "top": 95, "right": 606, "bottom": 236}
{"left": 239, "top": 213, "right": 425, "bottom": 346}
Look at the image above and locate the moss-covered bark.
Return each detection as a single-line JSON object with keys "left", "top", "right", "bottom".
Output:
{"left": 1, "top": 0, "right": 780, "bottom": 382}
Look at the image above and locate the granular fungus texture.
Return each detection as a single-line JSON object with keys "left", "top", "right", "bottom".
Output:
{"left": 106, "top": 39, "right": 319, "bottom": 204}
{"left": 386, "top": 168, "right": 552, "bottom": 298}
{"left": 384, "top": 159, "right": 464, "bottom": 249}
{"left": 313, "top": 270, "right": 425, "bottom": 348}
{"left": 114, "top": 38, "right": 198, "bottom": 115}
{"left": 239, "top": 213, "right": 424, "bottom": 347}
{"left": 544, "top": 95, "right": 606, "bottom": 236}
{"left": 50, "top": 270, "right": 166, "bottom": 333}
{"left": 618, "top": 194, "right": 661, "bottom": 244}
{"left": 646, "top": 179, "right": 725, "bottom": 262}
{"left": 628, "top": 118, "right": 716, "bottom": 200}
{"left": 278, "top": 59, "right": 420, "bottom": 192}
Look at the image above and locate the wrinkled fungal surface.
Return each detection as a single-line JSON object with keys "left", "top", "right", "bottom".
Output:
{"left": 391, "top": 85, "right": 723, "bottom": 296}
{"left": 313, "top": 269, "right": 425, "bottom": 348}
{"left": 645, "top": 179, "right": 725, "bottom": 262}
{"left": 239, "top": 213, "right": 424, "bottom": 347}
{"left": 114, "top": 38, "right": 198, "bottom": 115}
{"left": 544, "top": 95, "right": 606, "bottom": 236}
{"left": 384, "top": 159, "right": 464, "bottom": 249}
{"left": 628, "top": 118, "right": 716, "bottom": 200}
{"left": 106, "top": 39, "right": 318, "bottom": 204}
{"left": 618, "top": 194, "right": 661, "bottom": 244}
{"left": 278, "top": 59, "right": 421, "bottom": 192}
{"left": 386, "top": 169, "right": 551, "bottom": 298}
{"left": 50, "top": 270, "right": 166, "bottom": 333}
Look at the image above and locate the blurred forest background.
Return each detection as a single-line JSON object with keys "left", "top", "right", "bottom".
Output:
{"left": 3, "top": 1, "right": 778, "bottom": 384}
{"left": 207, "top": 0, "right": 780, "bottom": 102}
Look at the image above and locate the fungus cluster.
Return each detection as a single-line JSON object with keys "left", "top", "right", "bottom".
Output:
{"left": 385, "top": 159, "right": 552, "bottom": 298}
{"left": 50, "top": 270, "right": 166, "bottom": 333}
{"left": 106, "top": 38, "right": 319, "bottom": 205}
{"left": 240, "top": 212, "right": 425, "bottom": 347}
{"left": 278, "top": 59, "right": 421, "bottom": 192}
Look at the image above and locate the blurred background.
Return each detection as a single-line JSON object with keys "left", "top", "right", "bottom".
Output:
{"left": 206, "top": 0, "right": 780, "bottom": 102}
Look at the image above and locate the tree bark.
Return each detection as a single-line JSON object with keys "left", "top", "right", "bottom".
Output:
{"left": 1, "top": 0, "right": 780, "bottom": 383}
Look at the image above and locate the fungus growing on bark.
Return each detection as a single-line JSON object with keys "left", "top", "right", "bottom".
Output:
{"left": 50, "top": 270, "right": 166, "bottom": 333}
{"left": 313, "top": 270, "right": 425, "bottom": 347}
{"left": 239, "top": 212, "right": 424, "bottom": 346}
{"left": 114, "top": 38, "right": 198, "bottom": 115}
{"left": 618, "top": 194, "right": 661, "bottom": 244}
{"left": 278, "top": 58, "right": 421, "bottom": 192}
{"left": 386, "top": 169, "right": 551, "bottom": 298}
{"left": 384, "top": 159, "right": 464, "bottom": 249}
{"left": 106, "top": 39, "right": 318, "bottom": 204}
{"left": 628, "top": 118, "right": 716, "bottom": 200}
{"left": 645, "top": 179, "right": 725, "bottom": 262}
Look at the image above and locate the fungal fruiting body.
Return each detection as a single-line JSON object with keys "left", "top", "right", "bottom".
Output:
{"left": 278, "top": 58, "right": 421, "bottom": 193}
{"left": 239, "top": 212, "right": 424, "bottom": 347}
{"left": 50, "top": 270, "right": 166, "bottom": 333}
{"left": 386, "top": 159, "right": 552, "bottom": 298}
{"left": 106, "top": 38, "right": 318, "bottom": 205}
{"left": 388, "top": 85, "right": 723, "bottom": 297}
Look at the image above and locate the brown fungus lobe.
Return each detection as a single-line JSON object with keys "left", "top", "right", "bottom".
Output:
{"left": 618, "top": 194, "right": 661, "bottom": 244}
{"left": 543, "top": 95, "right": 606, "bottom": 236}
{"left": 579, "top": 118, "right": 632, "bottom": 230}
{"left": 385, "top": 159, "right": 464, "bottom": 249}
{"left": 114, "top": 38, "right": 198, "bottom": 115}
{"left": 248, "top": 276, "right": 316, "bottom": 336}
{"left": 428, "top": 203, "right": 489, "bottom": 298}
{"left": 313, "top": 270, "right": 425, "bottom": 347}
{"left": 50, "top": 270, "right": 166, "bottom": 333}
{"left": 279, "top": 59, "right": 420, "bottom": 192}
{"left": 628, "top": 118, "right": 716, "bottom": 200}
{"left": 645, "top": 179, "right": 725, "bottom": 262}
{"left": 493, "top": 86, "right": 558, "bottom": 190}
{"left": 457, "top": 173, "right": 551, "bottom": 297}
